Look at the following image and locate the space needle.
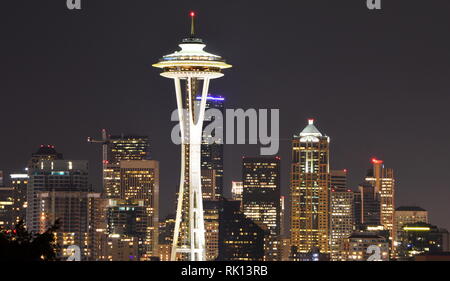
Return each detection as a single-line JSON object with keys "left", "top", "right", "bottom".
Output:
{"left": 153, "top": 12, "right": 231, "bottom": 261}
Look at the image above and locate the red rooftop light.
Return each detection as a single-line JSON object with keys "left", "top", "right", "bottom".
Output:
{"left": 371, "top": 158, "right": 384, "bottom": 164}
{"left": 190, "top": 11, "right": 195, "bottom": 17}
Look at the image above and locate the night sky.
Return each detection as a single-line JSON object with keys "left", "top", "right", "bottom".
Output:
{"left": 1, "top": 1, "right": 449, "bottom": 231}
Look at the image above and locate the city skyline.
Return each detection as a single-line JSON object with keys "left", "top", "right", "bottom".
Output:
{"left": 1, "top": 0, "right": 449, "bottom": 237}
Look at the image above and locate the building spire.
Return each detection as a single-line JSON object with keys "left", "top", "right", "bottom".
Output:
{"left": 190, "top": 11, "right": 196, "bottom": 36}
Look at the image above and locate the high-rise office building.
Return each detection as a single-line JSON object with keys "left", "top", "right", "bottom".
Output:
{"left": 291, "top": 119, "right": 330, "bottom": 254}
{"left": 89, "top": 133, "right": 157, "bottom": 261}
{"left": 25, "top": 145, "right": 63, "bottom": 230}
{"left": 218, "top": 200, "right": 266, "bottom": 261}
{"left": 342, "top": 232, "right": 390, "bottom": 261}
{"left": 398, "top": 222, "right": 450, "bottom": 259}
{"left": 201, "top": 169, "right": 216, "bottom": 200}
{"left": 102, "top": 235, "right": 140, "bottom": 261}
{"left": 0, "top": 187, "right": 14, "bottom": 229}
{"left": 280, "top": 196, "right": 285, "bottom": 236}
{"left": 231, "top": 181, "right": 243, "bottom": 201}
{"left": 158, "top": 215, "right": 175, "bottom": 261}
{"left": 242, "top": 157, "right": 281, "bottom": 261}
{"left": 88, "top": 195, "right": 109, "bottom": 261}
{"left": 395, "top": 206, "right": 428, "bottom": 246}
{"left": 200, "top": 95, "right": 225, "bottom": 200}
{"left": 354, "top": 182, "right": 381, "bottom": 228}
{"left": 26, "top": 158, "right": 87, "bottom": 234}
{"left": 365, "top": 158, "right": 395, "bottom": 241}
{"left": 106, "top": 160, "right": 159, "bottom": 260}
{"left": 28, "top": 160, "right": 95, "bottom": 259}
{"left": 330, "top": 170, "right": 354, "bottom": 261}
{"left": 7, "top": 173, "right": 29, "bottom": 226}
{"left": 108, "top": 135, "right": 150, "bottom": 163}
{"left": 203, "top": 200, "right": 220, "bottom": 261}
{"left": 103, "top": 135, "right": 150, "bottom": 199}
{"left": 153, "top": 12, "right": 231, "bottom": 261}
{"left": 27, "top": 145, "right": 63, "bottom": 170}
{"left": 330, "top": 188, "right": 354, "bottom": 260}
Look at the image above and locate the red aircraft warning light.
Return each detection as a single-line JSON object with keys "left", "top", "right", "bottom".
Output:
{"left": 371, "top": 158, "right": 384, "bottom": 164}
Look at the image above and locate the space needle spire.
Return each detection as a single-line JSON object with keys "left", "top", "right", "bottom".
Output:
{"left": 153, "top": 12, "right": 232, "bottom": 261}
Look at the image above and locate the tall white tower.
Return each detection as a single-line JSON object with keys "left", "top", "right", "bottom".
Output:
{"left": 153, "top": 12, "right": 231, "bottom": 261}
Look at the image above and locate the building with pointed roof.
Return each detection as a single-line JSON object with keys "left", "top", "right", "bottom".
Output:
{"left": 291, "top": 119, "right": 331, "bottom": 254}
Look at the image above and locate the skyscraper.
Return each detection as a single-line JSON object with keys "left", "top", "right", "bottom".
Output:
{"left": 25, "top": 145, "right": 63, "bottom": 230}
{"left": 365, "top": 158, "right": 395, "bottom": 241}
{"left": 29, "top": 160, "right": 96, "bottom": 259}
{"left": 10, "top": 173, "right": 29, "bottom": 226}
{"left": 394, "top": 206, "right": 429, "bottom": 249}
{"left": 27, "top": 144, "right": 63, "bottom": 170}
{"left": 153, "top": 12, "right": 231, "bottom": 261}
{"left": 242, "top": 157, "right": 281, "bottom": 261}
{"left": 354, "top": 182, "right": 381, "bottom": 227}
{"left": 342, "top": 232, "right": 390, "bottom": 261}
{"left": 398, "top": 222, "right": 450, "bottom": 259}
{"left": 291, "top": 119, "right": 330, "bottom": 254}
{"left": 108, "top": 135, "right": 150, "bottom": 162}
{"left": 102, "top": 134, "right": 150, "bottom": 199}
{"left": 231, "top": 181, "right": 243, "bottom": 202}
{"left": 106, "top": 160, "right": 159, "bottom": 260}
{"left": 0, "top": 187, "right": 14, "bottom": 229}
{"left": 218, "top": 200, "right": 266, "bottom": 261}
{"left": 200, "top": 95, "right": 225, "bottom": 200}
{"left": 203, "top": 200, "right": 220, "bottom": 261}
{"left": 330, "top": 169, "right": 353, "bottom": 261}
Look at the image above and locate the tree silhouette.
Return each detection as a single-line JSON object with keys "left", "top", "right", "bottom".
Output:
{"left": 0, "top": 220, "right": 61, "bottom": 261}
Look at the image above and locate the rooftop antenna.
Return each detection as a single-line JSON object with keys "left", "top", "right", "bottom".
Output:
{"left": 190, "top": 11, "right": 196, "bottom": 36}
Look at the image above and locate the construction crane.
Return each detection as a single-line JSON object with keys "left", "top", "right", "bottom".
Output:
{"left": 87, "top": 129, "right": 110, "bottom": 191}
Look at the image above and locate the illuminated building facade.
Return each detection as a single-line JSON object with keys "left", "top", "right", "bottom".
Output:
{"left": 27, "top": 144, "right": 63, "bottom": 170}
{"left": 108, "top": 135, "right": 150, "bottom": 162}
{"left": 104, "top": 135, "right": 150, "bottom": 199}
{"left": 0, "top": 187, "right": 14, "bottom": 229}
{"left": 10, "top": 173, "right": 29, "bottom": 226}
{"left": 365, "top": 158, "right": 395, "bottom": 241}
{"left": 103, "top": 235, "right": 139, "bottom": 261}
{"left": 397, "top": 222, "right": 449, "bottom": 259}
{"left": 218, "top": 200, "right": 265, "bottom": 261}
{"left": 342, "top": 232, "right": 389, "bottom": 261}
{"left": 291, "top": 119, "right": 330, "bottom": 254}
{"left": 200, "top": 95, "right": 225, "bottom": 200}
{"left": 280, "top": 237, "right": 291, "bottom": 261}
{"left": 29, "top": 160, "right": 95, "bottom": 260}
{"left": 395, "top": 206, "right": 428, "bottom": 245}
{"left": 231, "top": 181, "right": 243, "bottom": 202}
{"left": 153, "top": 12, "right": 231, "bottom": 261}
{"left": 27, "top": 158, "right": 86, "bottom": 235}
{"left": 88, "top": 195, "right": 109, "bottom": 261}
{"left": 158, "top": 215, "right": 175, "bottom": 261}
{"left": 354, "top": 182, "right": 381, "bottom": 227}
{"left": 107, "top": 160, "right": 159, "bottom": 259}
{"left": 26, "top": 145, "right": 63, "bottom": 231}
{"left": 203, "top": 200, "right": 220, "bottom": 261}
{"left": 330, "top": 172, "right": 354, "bottom": 261}
{"left": 242, "top": 157, "right": 281, "bottom": 261}
{"left": 201, "top": 169, "right": 216, "bottom": 200}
